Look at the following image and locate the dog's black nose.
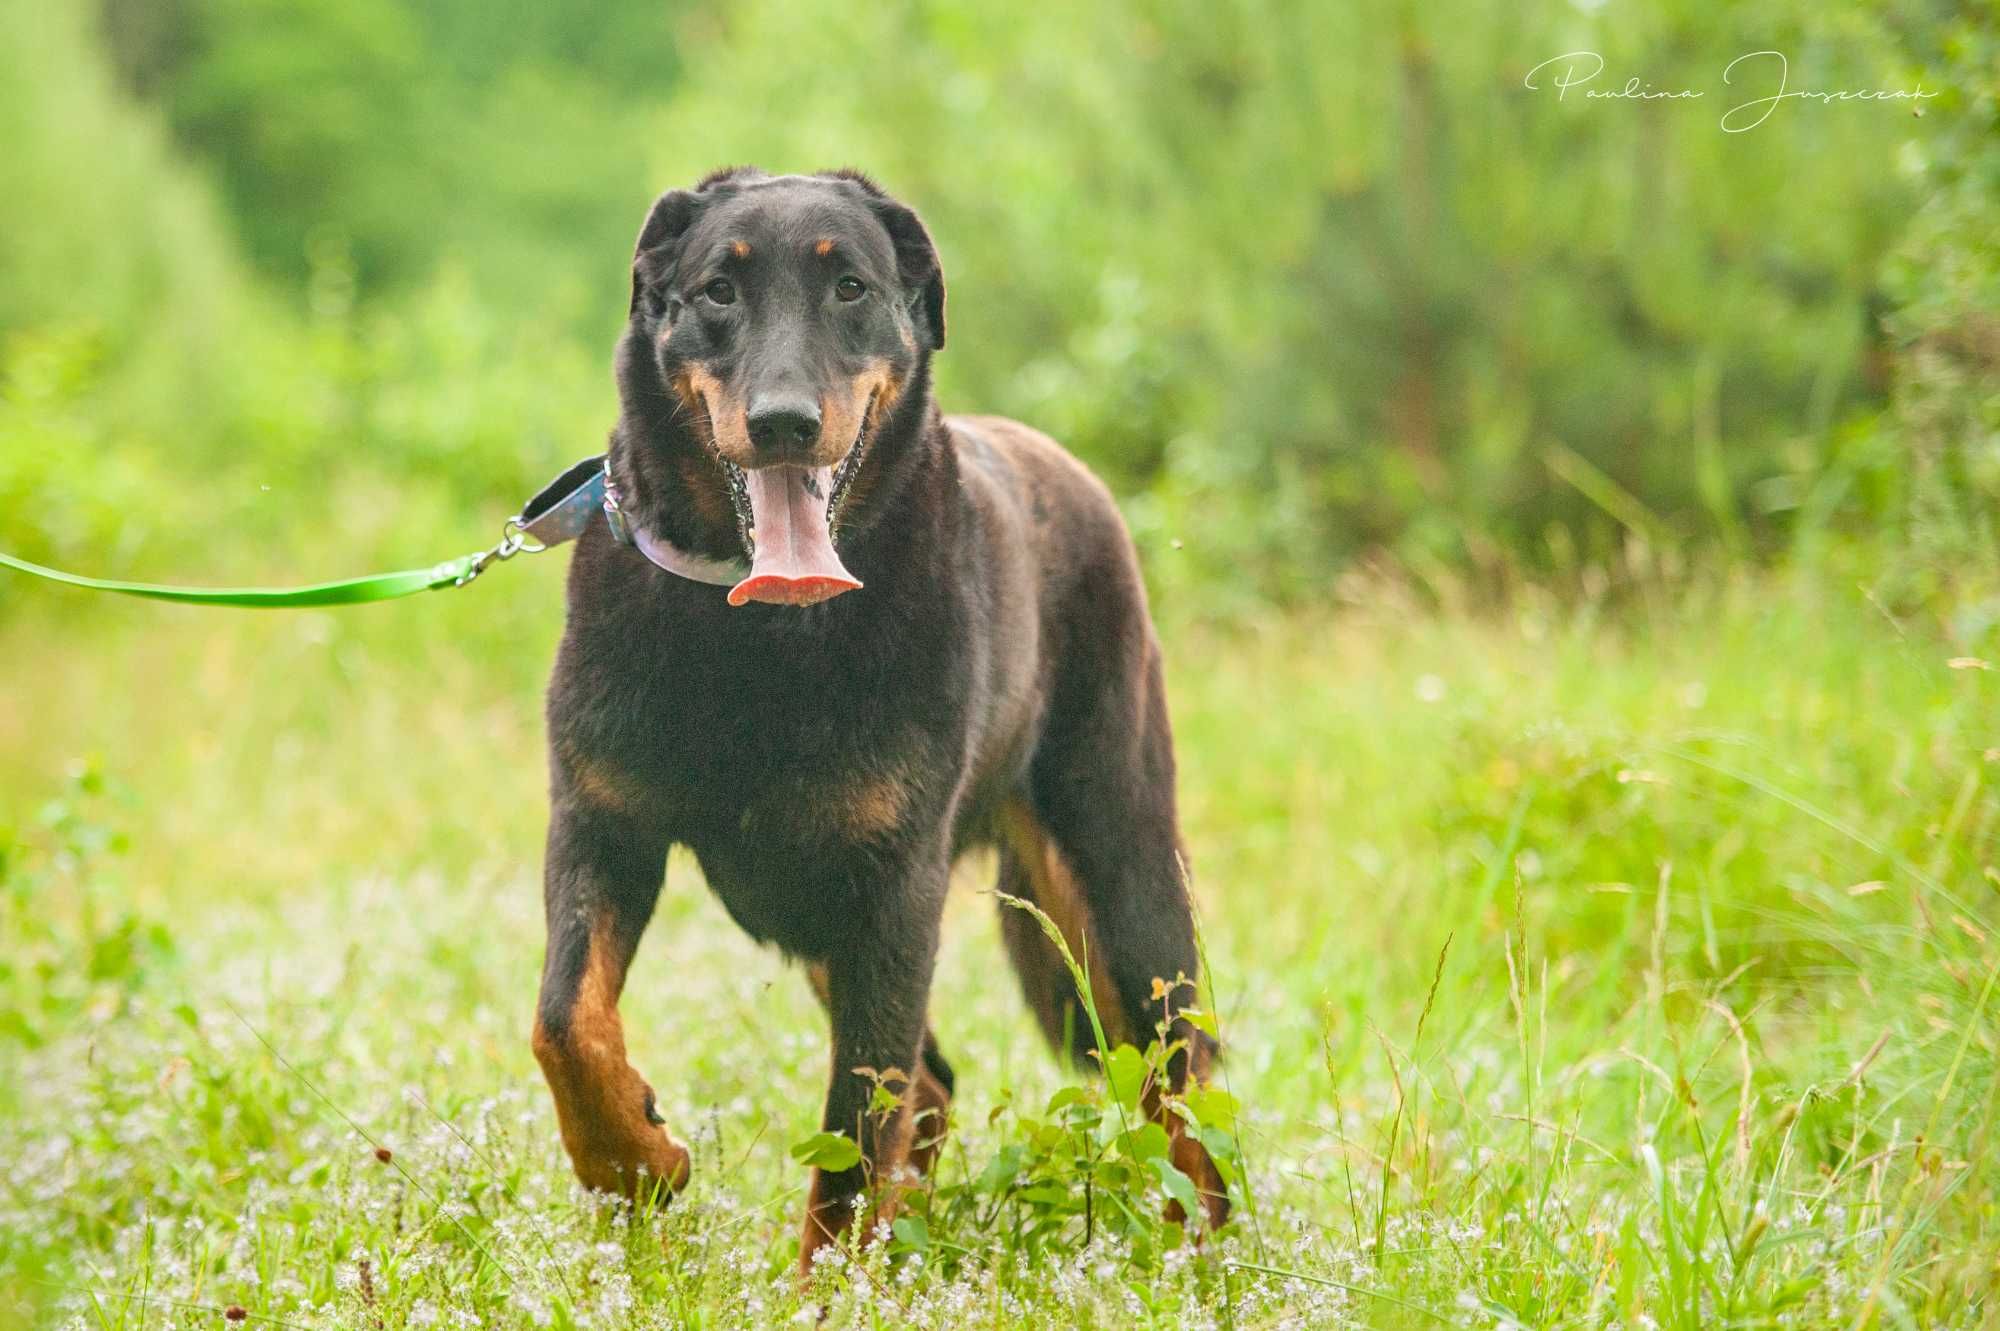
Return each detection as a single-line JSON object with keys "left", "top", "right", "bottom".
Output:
{"left": 747, "top": 395, "right": 821, "bottom": 453}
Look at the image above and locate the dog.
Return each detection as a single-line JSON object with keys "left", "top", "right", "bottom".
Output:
{"left": 531, "top": 168, "right": 1228, "bottom": 1271}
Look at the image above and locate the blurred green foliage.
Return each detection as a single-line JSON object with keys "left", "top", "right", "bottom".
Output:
{"left": 0, "top": 0, "right": 1992, "bottom": 608}
{"left": 1875, "top": 16, "right": 2000, "bottom": 623}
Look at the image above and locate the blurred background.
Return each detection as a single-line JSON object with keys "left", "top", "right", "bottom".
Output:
{"left": 0, "top": 0, "right": 1992, "bottom": 614}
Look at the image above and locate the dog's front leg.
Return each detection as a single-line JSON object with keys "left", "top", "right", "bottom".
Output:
{"left": 531, "top": 787, "right": 689, "bottom": 1205}
{"left": 797, "top": 866, "right": 944, "bottom": 1277}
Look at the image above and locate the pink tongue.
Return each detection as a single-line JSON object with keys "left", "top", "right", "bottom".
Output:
{"left": 727, "top": 465, "right": 863, "bottom": 608}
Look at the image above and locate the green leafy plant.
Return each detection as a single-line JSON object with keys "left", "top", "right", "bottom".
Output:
{"left": 788, "top": 893, "right": 1239, "bottom": 1277}
{"left": 0, "top": 762, "right": 172, "bottom": 1046}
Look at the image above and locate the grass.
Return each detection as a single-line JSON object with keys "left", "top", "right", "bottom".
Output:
{"left": 1, "top": 555, "right": 1996, "bottom": 1327}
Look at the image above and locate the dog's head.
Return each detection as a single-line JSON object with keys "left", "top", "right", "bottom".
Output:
{"left": 618, "top": 168, "right": 945, "bottom": 607}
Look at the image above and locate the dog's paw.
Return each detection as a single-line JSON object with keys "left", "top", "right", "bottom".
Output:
{"left": 577, "top": 1124, "right": 691, "bottom": 1204}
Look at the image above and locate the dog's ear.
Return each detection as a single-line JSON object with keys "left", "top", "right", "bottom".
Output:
{"left": 630, "top": 190, "right": 700, "bottom": 318}
{"left": 869, "top": 197, "right": 946, "bottom": 352}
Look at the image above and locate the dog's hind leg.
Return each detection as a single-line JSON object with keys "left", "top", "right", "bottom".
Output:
{"left": 531, "top": 779, "right": 689, "bottom": 1205}
{"left": 1003, "top": 626, "right": 1230, "bottom": 1231}
{"left": 994, "top": 821, "right": 1129, "bottom": 1062}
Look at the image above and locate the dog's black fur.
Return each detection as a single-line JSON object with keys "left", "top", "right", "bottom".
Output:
{"left": 531, "top": 169, "right": 1226, "bottom": 1266}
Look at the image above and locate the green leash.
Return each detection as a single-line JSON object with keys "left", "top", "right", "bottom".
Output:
{"left": 0, "top": 454, "right": 611, "bottom": 608}
{"left": 0, "top": 549, "right": 484, "bottom": 607}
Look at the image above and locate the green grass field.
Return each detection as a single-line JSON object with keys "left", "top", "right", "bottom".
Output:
{"left": 2, "top": 558, "right": 1995, "bottom": 1328}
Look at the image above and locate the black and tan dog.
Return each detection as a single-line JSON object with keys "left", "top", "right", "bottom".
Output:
{"left": 531, "top": 167, "right": 1227, "bottom": 1270}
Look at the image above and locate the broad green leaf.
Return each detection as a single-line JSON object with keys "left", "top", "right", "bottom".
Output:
{"left": 1184, "top": 1083, "right": 1239, "bottom": 1132}
{"left": 1018, "top": 1182, "right": 1073, "bottom": 1207}
{"left": 1099, "top": 1044, "right": 1147, "bottom": 1110}
{"left": 1151, "top": 1156, "right": 1200, "bottom": 1217}
{"left": 1180, "top": 1006, "right": 1220, "bottom": 1037}
{"left": 788, "top": 1131, "right": 862, "bottom": 1172}
{"left": 1120, "top": 1120, "right": 1171, "bottom": 1162}
{"left": 1199, "top": 1127, "right": 1240, "bottom": 1184}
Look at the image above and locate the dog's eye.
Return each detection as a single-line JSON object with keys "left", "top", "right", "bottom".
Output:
{"left": 834, "top": 275, "right": 866, "bottom": 302}
{"left": 702, "top": 279, "right": 737, "bottom": 306}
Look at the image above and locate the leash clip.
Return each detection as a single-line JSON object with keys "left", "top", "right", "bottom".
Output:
{"left": 456, "top": 517, "right": 547, "bottom": 587}
{"left": 602, "top": 459, "right": 635, "bottom": 546}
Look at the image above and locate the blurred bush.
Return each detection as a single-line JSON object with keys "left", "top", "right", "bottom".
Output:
{"left": 0, "top": 0, "right": 1993, "bottom": 611}
{"left": 1874, "top": 14, "right": 1999, "bottom": 626}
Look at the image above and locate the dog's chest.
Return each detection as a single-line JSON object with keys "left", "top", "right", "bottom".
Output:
{"left": 641, "top": 697, "right": 941, "bottom": 950}
{"left": 576, "top": 611, "right": 957, "bottom": 842}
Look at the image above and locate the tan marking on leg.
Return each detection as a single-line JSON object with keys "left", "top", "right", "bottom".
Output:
{"left": 816, "top": 769, "right": 906, "bottom": 840}
{"left": 1142, "top": 1026, "right": 1230, "bottom": 1231}
{"left": 532, "top": 927, "right": 689, "bottom": 1203}
{"left": 747, "top": 765, "right": 909, "bottom": 844}
{"left": 1167, "top": 1112, "right": 1230, "bottom": 1231}
{"left": 566, "top": 759, "right": 646, "bottom": 816}
{"left": 906, "top": 1060, "right": 951, "bottom": 1177}
{"left": 997, "top": 799, "right": 1131, "bottom": 1047}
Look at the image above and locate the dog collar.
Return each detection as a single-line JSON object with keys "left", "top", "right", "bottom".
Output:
{"left": 601, "top": 464, "right": 750, "bottom": 588}
{"left": 510, "top": 454, "right": 750, "bottom": 589}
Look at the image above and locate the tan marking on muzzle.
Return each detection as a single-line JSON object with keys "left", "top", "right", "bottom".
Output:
{"left": 679, "top": 365, "right": 757, "bottom": 468}
{"left": 820, "top": 360, "right": 897, "bottom": 470}
{"left": 823, "top": 363, "right": 904, "bottom": 526}
{"left": 659, "top": 372, "right": 745, "bottom": 534}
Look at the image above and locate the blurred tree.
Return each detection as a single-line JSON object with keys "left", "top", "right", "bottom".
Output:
{"left": 96, "top": 0, "right": 688, "bottom": 307}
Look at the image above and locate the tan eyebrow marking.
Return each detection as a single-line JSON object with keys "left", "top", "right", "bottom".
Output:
{"left": 729, "top": 240, "right": 751, "bottom": 259}
{"left": 814, "top": 238, "right": 835, "bottom": 257}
